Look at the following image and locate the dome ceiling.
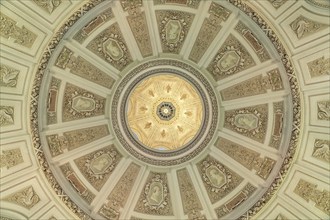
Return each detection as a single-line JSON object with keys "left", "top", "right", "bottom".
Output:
{"left": 28, "top": 0, "right": 302, "bottom": 219}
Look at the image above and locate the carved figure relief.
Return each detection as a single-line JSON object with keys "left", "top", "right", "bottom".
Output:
{"left": 215, "top": 183, "right": 256, "bottom": 218}
{"left": 197, "top": 156, "right": 243, "bottom": 203}
{"left": 46, "top": 125, "right": 109, "bottom": 157}
{"left": 216, "top": 138, "right": 276, "bottom": 179}
{"left": 154, "top": 0, "right": 200, "bottom": 8}
{"left": 47, "top": 77, "right": 61, "bottom": 125}
{"left": 308, "top": 56, "right": 330, "bottom": 78}
{"left": 235, "top": 22, "right": 270, "bottom": 62}
{"left": 0, "top": 148, "right": 24, "bottom": 169}
{"left": 207, "top": 34, "right": 255, "bottom": 81}
{"left": 87, "top": 23, "right": 132, "bottom": 71}
{"left": 74, "top": 146, "right": 122, "bottom": 191}
{"left": 135, "top": 173, "right": 173, "bottom": 215}
{"left": 99, "top": 163, "right": 141, "bottom": 219}
{"left": 61, "top": 163, "right": 95, "bottom": 204}
{"left": 0, "top": 106, "right": 14, "bottom": 127}
{"left": 32, "top": 0, "right": 62, "bottom": 14}
{"left": 267, "top": 0, "right": 288, "bottom": 9}
{"left": 189, "top": 3, "right": 231, "bottom": 63}
{"left": 290, "top": 16, "right": 327, "bottom": 39}
{"left": 177, "top": 168, "right": 203, "bottom": 216}
{"left": 62, "top": 83, "right": 105, "bottom": 122}
{"left": 156, "top": 10, "right": 194, "bottom": 54}
{"left": 4, "top": 186, "right": 40, "bottom": 209}
{"left": 0, "top": 12, "right": 37, "bottom": 48}
{"left": 225, "top": 104, "right": 268, "bottom": 143}
{"left": 74, "top": 9, "right": 113, "bottom": 44}
{"left": 317, "top": 100, "right": 330, "bottom": 121}
{"left": 294, "top": 179, "right": 330, "bottom": 215}
{"left": 0, "top": 64, "right": 19, "bottom": 88}
{"left": 313, "top": 139, "right": 330, "bottom": 163}
{"left": 269, "top": 101, "right": 284, "bottom": 149}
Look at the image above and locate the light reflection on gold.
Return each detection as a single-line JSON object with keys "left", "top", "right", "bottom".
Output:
{"left": 127, "top": 74, "right": 203, "bottom": 151}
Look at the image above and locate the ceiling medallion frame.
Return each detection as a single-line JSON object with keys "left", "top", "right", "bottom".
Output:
{"left": 111, "top": 60, "right": 218, "bottom": 165}
{"left": 29, "top": 0, "right": 301, "bottom": 219}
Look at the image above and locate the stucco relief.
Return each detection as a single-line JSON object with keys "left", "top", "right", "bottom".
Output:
{"left": 154, "top": 0, "right": 200, "bottom": 8}
{"left": 156, "top": 10, "right": 194, "bottom": 53}
{"left": 225, "top": 104, "right": 268, "bottom": 143}
{"left": 317, "top": 100, "right": 330, "bottom": 121}
{"left": 135, "top": 173, "right": 173, "bottom": 215}
{"left": 0, "top": 148, "right": 24, "bottom": 169}
{"left": 3, "top": 186, "right": 40, "bottom": 210}
{"left": 32, "top": 0, "right": 62, "bottom": 14}
{"left": 197, "top": 156, "right": 243, "bottom": 204}
{"left": 307, "top": 56, "right": 330, "bottom": 78}
{"left": 267, "top": 0, "right": 288, "bottom": 9}
{"left": 62, "top": 83, "right": 105, "bottom": 122}
{"left": 0, "top": 64, "right": 19, "bottom": 88}
{"left": 0, "top": 106, "right": 14, "bottom": 127}
{"left": 290, "top": 16, "right": 328, "bottom": 39}
{"left": 47, "top": 77, "right": 61, "bottom": 125}
{"left": 74, "top": 145, "right": 122, "bottom": 191}
{"left": 87, "top": 23, "right": 132, "bottom": 71}
{"left": 269, "top": 101, "right": 284, "bottom": 149}
{"left": 0, "top": 12, "right": 37, "bottom": 48}
{"left": 313, "top": 139, "right": 330, "bottom": 163}
{"left": 207, "top": 34, "right": 255, "bottom": 81}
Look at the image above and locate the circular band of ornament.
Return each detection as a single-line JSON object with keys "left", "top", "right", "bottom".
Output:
{"left": 111, "top": 59, "right": 218, "bottom": 166}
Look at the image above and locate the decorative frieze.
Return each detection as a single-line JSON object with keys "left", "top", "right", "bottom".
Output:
{"left": 99, "top": 163, "right": 141, "bottom": 219}
{"left": 207, "top": 34, "right": 255, "bottom": 81}
{"left": 62, "top": 83, "right": 105, "bottom": 122}
{"left": 215, "top": 183, "right": 256, "bottom": 218}
{"left": 197, "top": 155, "right": 243, "bottom": 204}
{"left": 313, "top": 139, "right": 330, "bottom": 163}
{"left": 73, "top": 9, "right": 113, "bottom": 44}
{"left": 156, "top": 10, "right": 194, "bottom": 54}
{"left": 32, "top": 0, "right": 62, "bottom": 14}
{"left": 294, "top": 179, "right": 330, "bottom": 215}
{"left": 290, "top": 16, "right": 327, "bottom": 39}
{"left": 177, "top": 168, "right": 203, "bottom": 216}
{"left": 87, "top": 23, "right": 132, "bottom": 71}
{"left": 46, "top": 125, "right": 109, "bottom": 157}
{"left": 134, "top": 172, "right": 173, "bottom": 216}
{"left": 215, "top": 138, "right": 276, "bottom": 179}
{"left": 153, "top": 0, "right": 200, "bottom": 8}
{"left": 306, "top": 0, "right": 330, "bottom": 9}
{"left": 74, "top": 145, "right": 122, "bottom": 191}
{"left": 0, "top": 106, "right": 14, "bottom": 127}
{"left": 235, "top": 22, "right": 270, "bottom": 62}
{"left": 308, "top": 56, "right": 330, "bottom": 78}
{"left": 0, "top": 148, "right": 24, "bottom": 169}
{"left": 189, "top": 2, "right": 231, "bottom": 63}
{"left": 61, "top": 163, "right": 95, "bottom": 204}
{"left": 55, "top": 47, "right": 115, "bottom": 89}
{"left": 0, "top": 12, "right": 37, "bottom": 48}
{"left": 269, "top": 101, "right": 284, "bottom": 149}
{"left": 224, "top": 104, "right": 268, "bottom": 143}
{"left": 0, "top": 64, "right": 19, "bottom": 88}
{"left": 4, "top": 186, "right": 40, "bottom": 209}
{"left": 317, "top": 100, "right": 330, "bottom": 121}
{"left": 47, "top": 77, "right": 61, "bottom": 125}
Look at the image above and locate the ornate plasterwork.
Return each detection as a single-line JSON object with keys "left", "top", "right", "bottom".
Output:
{"left": 154, "top": 0, "right": 200, "bottom": 8}
{"left": 126, "top": 74, "right": 203, "bottom": 151}
{"left": 225, "top": 104, "right": 268, "bottom": 143}
{"left": 306, "top": 0, "right": 330, "bottom": 8}
{"left": 269, "top": 101, "right": 284, "bottom": 149}
{"left": 267, "top": 0, "right": 288, "bottom": 9}
{"left": 307, "top": 56, "right": 330, "bottom": 78}
{"left": 32, "top": 0, "right": 62, "bottom": 14}
{"left": 135, "top": 173, "right": 173, "bottom": 216}
{"left": 47, "top": 77, "right": 61, "bottom": 125}
{"left": 197, "top": 156, "right": 243, "bottom": 204}
{"left": 290, "top": 16, "right": 328, "bottom": 39}
{"left": 0, "top": 64, "right": 19, "bottom": 88}
{"left": 317, "top": 100, "right": 330, "bottom": 121}
{"left": 3, "top": 186, "right": 40, "bottom": 210}
{"left": 294, "top": 179, "right": 330, "bottom": 215}
{"left": 0, "top": 106, "right": 14, "bottom": 127}
{"left": 0, "top": 12, "right": 37, "bottom": 48}
{"left": 156, "top": 10, "right": 194, "bottom": 54}
{"left": 87, "top": 23, "right": 132, "bottom": 70}
{"left": 313, "top": 139, "right": 330, "bottom": 163}
{"left": 207, "top": 34, "right": 255, "bottom": 81}
{"left": 0, "top": 148, "right": 24, "bottom": 169}
{"left": 74, "top": 145, "right": 122, "bottom": 191}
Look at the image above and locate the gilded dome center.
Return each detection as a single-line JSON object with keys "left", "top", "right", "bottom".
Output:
{"left": 126, "top": 74, "right": 203, "bottom": 151}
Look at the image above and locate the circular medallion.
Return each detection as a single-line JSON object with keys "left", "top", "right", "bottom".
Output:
{"left": 126, "top": 74, "right": 204, "bottom": 151}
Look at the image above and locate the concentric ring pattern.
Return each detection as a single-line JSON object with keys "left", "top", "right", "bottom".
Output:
{"left": 32, "top": 0, "right": 301, "bottom": 219}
